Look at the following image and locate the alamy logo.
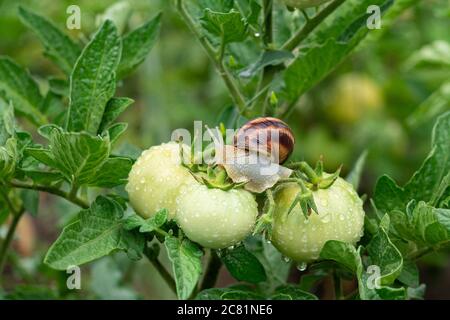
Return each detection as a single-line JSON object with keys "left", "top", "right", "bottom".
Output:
{"left": 366, "top": 265, "right": 382, "bottom": 289}
{"left": 66, "top": 265, "right": 81, "bottom": 290}
{"left": 66, "top": 5, "right": 81, "bottom": 30}
{"left": 367, "top": 5, "right": 382, "bottom": 30}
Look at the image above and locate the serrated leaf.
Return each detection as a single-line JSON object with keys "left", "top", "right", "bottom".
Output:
{"left": 67, "top": 20, "right": 122, "bottom": 134}
{"left": 90, "top": 157, "right": 132, "bottom": 188}
{"left": 270, "top": 285, "right": 318, "bottom": 300}
{"left": 18, "top": 6, "right": 81, "bottom": 75}
{"left": 373, "top": 175, "right": 407, "bottom": 214}
{"left": 221, "top": 245, "right": 267, "bottom": 284}
{"left": 0, "top": 57, "right": 47, "bottom": 125}
{"left": 165, "top": 236, "right": 203, "bottom": 300}
{"left": 124, "top": 209, "right": 168, "bottom": 233}
{"left": 195, "top": 288, "right": 264, "bottom": 300}
{"left": 107, "top": 123, "right": 128, "bottom": 145}
{"left": 201, "top": 9, "right": 248, "bottom": 45}
{"left": 48, "top": 129, "right": 110, "bottom": 186}
{"left": 319, "top": 240, "right": 360, "bottom": 273}
{"left": 117, "top": 13, "right": 161, "bottom": 79}
{"left": 366, "top": 222, "right": 403, "bottom": 285}
{"left": 98, "top": 97, "right": 134, "bottom": 133}
{"left": 44, "top": 196, "right": 144, "bottom": 270}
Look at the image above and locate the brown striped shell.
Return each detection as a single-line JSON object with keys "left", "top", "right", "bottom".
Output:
{"left": 233, "top": 117, "right": 295, "bottom": 164}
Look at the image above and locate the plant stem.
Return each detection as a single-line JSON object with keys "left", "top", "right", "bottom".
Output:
{"left": 251, "top": 0, "right": 275, "bottom": 115}
{"left": 176, "top": 0, "right": 248, "bottom": 116}
{"left": 144, "top": 252, "right": 177, "bottom": 296}
{"left": 333, "top": 271, "right": 343, "bottom": 300}
{"left": 200, "top": 249, "right": 222, "bottom": 291}
{"left": 281, "top": 0, "right": 345, "bottom": 51}
{"left": 9, "top": 180, "right": 89, "bottom": 209}
{"left": 0, "top": 207, "right": 25, "bottom": 278}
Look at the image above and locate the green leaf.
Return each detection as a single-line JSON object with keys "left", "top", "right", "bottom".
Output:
{"left": 67, "top": 20, "right": 122, "bottom": 134}
{"left": 270, "top": 285, "right": 318, "bottom": 300}
{"left": 90, "top": 157, "right": 132, "bottom": 188}
{"left": 98, "top": 97, "right": 134, "bottom": 133}
{"left": 373, "top": 175, "right": 407, "bottom": 214}
{"left": 0, "top": 57, "right": 46, "bottom": 125}
{"left": 221, "top": 245, "right": 267, "bottom": 284}
{"left": 283, "top": 0, "right": 393, "bottom": 101}
{"left": 201, "top": 9, "right": 248, "bottom": 45}
{"left": 0, "top": 100, "right": 15, "bottom": 145}
{"left": 366, "top": 221, "right": 403, "bottom": 285}
{"left": 195, "top": 288, "right": 264, "bottom": 300}
{"left": 20, "top": 189, "right": 39, "bottom": 216}
{"left": 407, "top": 284, "right": 426, "bottom": 300}
{"left": 397, "top": 260, "right": 419, "bottom": 288}
{"left": 165, "top": 236, "right": 203, "bottom": 300}
{"left": 44, "top": 196, "right": 144, "bottom": 270}
{"left": 346, "top": 150, "right": 368, "bottom": 190}
{"left": 245, "top": 236, "right": 291, "bottom": 294}
{"left": 18, "top": 6, "right": 81, "bottom": 75}
{"left": 404, "top": 112, "right": 450, "bottom": 203}
{"left": 319, "top": 240, "right": 360, "bottom": 273}
{"left": 107, "top": 123, "right": 128, "bottom": 145}
{"left": 239, "top": 50, "right": 294, "bottom": 78}
{"left": 48, "top": 78, "right": 69, "bottom": 97}
{"left": 124, "top": 209, "right": 168, "bottom": 233}
{"left": 96, "top": 1, "right": 132, "bottom": 35}
{"left": 0, "top": 138, "right": 17, "bottom": 180}
{"left": 407, "top": 82, "right": 450, "bottom": 128}
{"left": 40, "top": 128, "right": 110, "bottom": 186}
{"left": 404, "top": 40, "right": 450, "bottom": 70}
{"left": 117, "top": 13, "right": 162, "bottom": 79}
{"left": 90, "top": 256, "right": 137, "bottom": 300}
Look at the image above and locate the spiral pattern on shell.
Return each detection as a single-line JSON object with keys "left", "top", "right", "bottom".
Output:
{"left": 233, "top": 117, "right": 295, "bottom": 164}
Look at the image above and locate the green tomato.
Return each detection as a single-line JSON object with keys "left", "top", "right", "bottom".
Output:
{"left": 271, "top": 178, "right": 365, "bottom": 262}
{"left": 126, "top": 142, "right": 196, "bottom": 219}
{"left": 283, "top": 0, "right": 332, "bottom": 9}
{"left": 175, "top": 183, "right": 258, "bottom": 249}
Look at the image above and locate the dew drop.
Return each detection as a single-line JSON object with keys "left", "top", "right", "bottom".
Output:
{"left": 296, "top": 262, "right": 307, "bottom": 271}
{"left": 254, "top": 32, "right": 261, "bottom": 37}
{"left": 283, "top": 256, "right": 291, "bottom": 263}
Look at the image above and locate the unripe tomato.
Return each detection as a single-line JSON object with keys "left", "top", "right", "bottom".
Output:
{"left": 175, "top": 183, "right": 258, "bottom": 249}
{"left": 325, "top": 73, "right": 384, "bottom": 124}
{"left": 282, "top": 0, "right": 332, "bottom": 9}
{"left": 126, "top": 142, "right": 196, "bottom": 219}
{"left": 271, "top": 178, "right": 364, "bottom": 262}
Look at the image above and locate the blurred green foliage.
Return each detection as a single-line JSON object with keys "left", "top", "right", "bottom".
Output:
{"left": 0, "top": 0, "right": 448, "bottom": 299}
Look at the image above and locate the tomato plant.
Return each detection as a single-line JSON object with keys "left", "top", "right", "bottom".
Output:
{"left": 0, "top": 0, "right": 449, "bottom": 301}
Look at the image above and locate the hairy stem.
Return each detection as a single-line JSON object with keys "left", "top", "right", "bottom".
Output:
{"left": 145, "top": 252, "right": 177, "bottom": 296}
{"left": 176, "top": 0, "right": 248, "bottom": 116}
{"left": 200, "top": 249, "right": 222, "bottom": 291}
{"left": 281, "top": 0, "right": 345, "bottom": 51}
{"left": 9, "top": 180, "right": 89, "bottom": 209}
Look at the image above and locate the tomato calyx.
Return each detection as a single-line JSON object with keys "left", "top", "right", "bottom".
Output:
{"left": 277, "top": 160, "right": 341, "bottom": 219}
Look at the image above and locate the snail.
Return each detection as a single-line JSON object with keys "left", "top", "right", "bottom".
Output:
{"left": 215, "top": 117, "right": 295, "bottom": 193}
{"left": 233, "top": 117, "right": 295, "bottom": 164}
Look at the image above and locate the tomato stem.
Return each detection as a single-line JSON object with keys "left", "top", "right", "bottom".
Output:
{"left": 199, "top": 249, "right": 222, "bottom": 292}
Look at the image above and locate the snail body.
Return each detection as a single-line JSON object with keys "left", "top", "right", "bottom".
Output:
{"left": 233, "top": 117, "right": 295, "bottom": 164}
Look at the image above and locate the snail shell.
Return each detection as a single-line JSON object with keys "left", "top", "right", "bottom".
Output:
{"left": 233, "top": 117, "right": 295, "bottom": 164}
